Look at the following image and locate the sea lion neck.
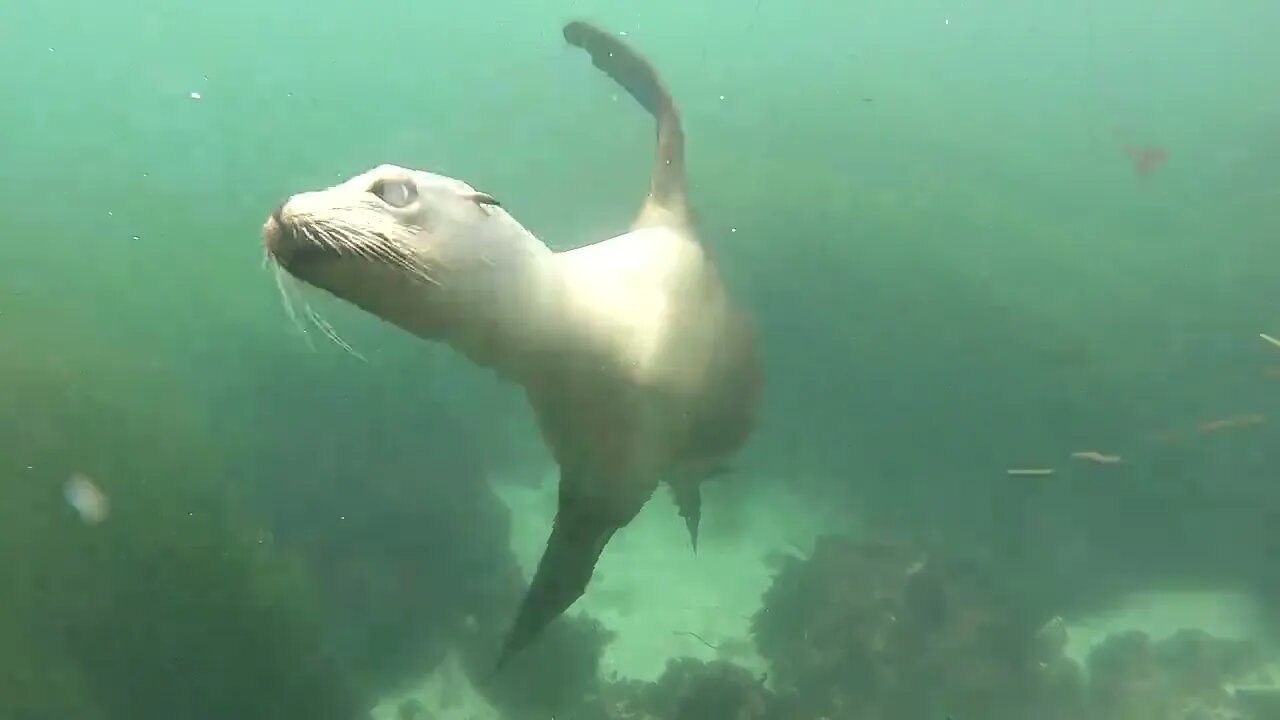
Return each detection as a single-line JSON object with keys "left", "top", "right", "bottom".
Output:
{"left": 432, "top": 228, "right": 577, "bottom": 384}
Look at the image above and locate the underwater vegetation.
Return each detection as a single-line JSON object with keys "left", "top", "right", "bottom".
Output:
{"left": 0, "top": 308, "right": 360, "bottom": 720}
{"left": 746, "top": 534, "right": 1276, "bottom": 720}
{"left": 211, "top": 342, "right": 629, "bottom": 717}
{"left": 468, "top": 532, "right": 1276, "bottom": 720}
{"left": 477, "top": 613, "right": 617, "bottom": 720}
{"left": 751, "top": 534, "right": 1071, "bottom": 720}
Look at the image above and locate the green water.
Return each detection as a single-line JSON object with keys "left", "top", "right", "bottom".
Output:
{"left": 3, "top": 1, "right": 1279, "bottom": 718}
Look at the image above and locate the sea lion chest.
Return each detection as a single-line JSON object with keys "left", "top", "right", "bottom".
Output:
{"left": 526, "top": 227, "right": 747, "bottom": 495}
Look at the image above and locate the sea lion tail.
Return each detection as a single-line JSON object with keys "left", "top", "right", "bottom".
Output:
{"left": 494, "top": 495, "right": 619, "bottom": 671}
{"left": 563, "top": 20, "right": 689, "bottom": 225}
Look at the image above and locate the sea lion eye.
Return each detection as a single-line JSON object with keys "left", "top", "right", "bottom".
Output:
{"left": 370, "top": 178, "right": 418, "bottom": 209}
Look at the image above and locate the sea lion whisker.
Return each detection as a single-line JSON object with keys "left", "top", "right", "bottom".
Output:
{"left": 316, "top": 217, "right": 440, "bottom": 287}
{"left": 315, "top": 224, "right": 357, "bottom": 257}
{"left": 369, "top": 238, "right": 443, "bottom": 288}
{"left": 342, "top": 227, "right": 412, "bottom": 268}
{"left": 302, "top": 303, "right": 367, "bottom": 362}
{"left": 266, "top": 228, "right": 366, "bottom": 359}
{"left": 303, "top": 224, "right": 342, "bottom": 255}
{"left": 330, "top": 228, "right": 379, "bottom": 263}
{"left": 272, "top": 264, "right": 316, "bottom": 350}
{"left": 294, "top": 209, "right": 360, "bottom": 257}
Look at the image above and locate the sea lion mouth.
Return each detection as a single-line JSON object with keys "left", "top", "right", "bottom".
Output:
{"left": 262, "top": 212, "right": 343, "bottom": 269}
{"left": 262, "top": 203, "right": 439, "bottom": 287}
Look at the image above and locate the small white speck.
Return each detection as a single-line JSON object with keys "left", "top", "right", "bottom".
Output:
{"left": 719, "top": 95, "right": 726, "bottom": 101}
{"left": 618, "top": 31, "right": 628, "bottom": 37}
{"left": 944, "top": 18, "right": 950, "bottom": 25}
{"left": 190, "top": 91, "right": 203, "bottom": 100}
{"left": 131, "top": 235, "right": 140, "bottom": 241}
{"left": 106, "top": 211, "right": 113, "bottom": 217}
{"left": 730, "top": 228, "right": 737, "bottom": 233}
{"left": 48, "top": 47, "right": 55, "bottom": 53}
{"left": 339, "top": 515, "right": 346, "bottom": 520}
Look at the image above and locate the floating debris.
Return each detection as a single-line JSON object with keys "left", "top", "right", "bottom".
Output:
{"left": 1006, "top": 468, "right": 1054, "bottom": 477}
{"left": 64, "top": 472, "right": 109, "bottom": 525}
{"left": 1112, "top": 128, "right": 1168, "bottom": 176}
{"left": 1200, "top": 414, "right": 1265, "bottom": 434}
{"left": 1070, "top": 450, "right": 1121, "bottom": 464}
{"left": 1260, "top": 333, "right": 1280, "bottom": 349}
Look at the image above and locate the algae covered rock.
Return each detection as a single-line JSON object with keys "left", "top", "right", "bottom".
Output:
{"left": 0, "top": 313, "right": 361, "bottom": 720}
{"left": 591, "top": 657, "right": 775, "bottom": 720}
{"left": 751, "top": 534, "right": 1080, "bottom": 720}
{"left": 1086, "top": 628, "right": 1273, "bottom": 720}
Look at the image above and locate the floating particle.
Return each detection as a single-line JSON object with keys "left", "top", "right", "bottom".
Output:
{"left": 1007, "top": 468, "right": 1054, "bottom": 477}
{"left": 1070, "top": 450, "right": 1121, "bottom": 464}
{"left": 64, "top": 472, "right": 109, "bottom": 525}
{"left": 1260, "top": 333, "right": 1280, "bottom": 349}
{"left": 1110, "top": 128, "right": 1167, "bottom": 176}
{"left": 1200, "top": 414, "right": 1265, "bottom": 434}
{"left": 1123, "top": 145, "right": 1167, "bottom": 175}
{"left": 190, "top": 91, "right": 203, "bottom": 101}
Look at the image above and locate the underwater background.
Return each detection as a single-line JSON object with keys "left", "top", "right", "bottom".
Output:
{"left": 3, "top": 0, "right": 1280, "bottom": 718}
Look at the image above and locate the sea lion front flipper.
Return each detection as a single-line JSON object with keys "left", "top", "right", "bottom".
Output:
{"left": 563, "top": 20, "right": 690, "bottom": 229}
{"left": 494, "top": 480, "right": 624, "bottom": 671}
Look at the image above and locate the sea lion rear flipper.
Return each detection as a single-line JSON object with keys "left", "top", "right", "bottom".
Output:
{"left": 668, "top": 464, "right": 731, "bottom": 553}
{"left": 493, "top": 485, "right": 621, "bottom": 670}
{"left": 669, "top": 478, "right": 703, "bottom": 553}
{"left": 563, "top": 20, "right": 690, "bottom": 227}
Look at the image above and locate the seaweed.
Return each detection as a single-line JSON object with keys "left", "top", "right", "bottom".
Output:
{"left": 0, "top": 312, "right": 360, "bottom": 720}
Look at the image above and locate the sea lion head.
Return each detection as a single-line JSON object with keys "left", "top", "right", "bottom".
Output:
{"left": 263, "top": 163, "right": 556, "bottom": 351}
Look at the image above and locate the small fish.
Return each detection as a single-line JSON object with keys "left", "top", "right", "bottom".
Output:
{"left": 64, "top": 472, "right": 109, "bottom": 525}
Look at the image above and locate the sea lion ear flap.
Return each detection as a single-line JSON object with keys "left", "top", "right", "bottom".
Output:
{"left": 465, "top": 191, "right": 501, "bottom": 208}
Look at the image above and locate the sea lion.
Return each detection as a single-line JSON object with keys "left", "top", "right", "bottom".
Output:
{"left": 261, "top": 20, "right": 761, "bottom": 669}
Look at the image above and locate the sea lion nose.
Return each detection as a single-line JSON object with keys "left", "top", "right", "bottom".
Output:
{"left": 263, "top": 201, "right": 294, "bottom": 262}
